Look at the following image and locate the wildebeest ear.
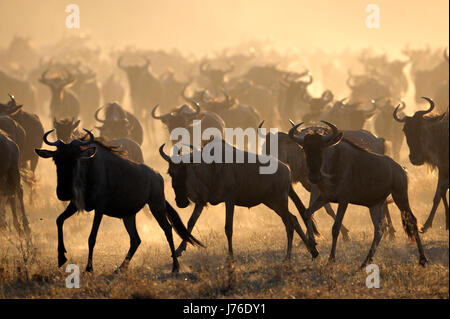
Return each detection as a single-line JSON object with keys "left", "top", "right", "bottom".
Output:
{"left": 80, "top": 146, "right": 96, "bottom": 158}
{"left": 35, "top": 149, "right": 56, "bottom": 158}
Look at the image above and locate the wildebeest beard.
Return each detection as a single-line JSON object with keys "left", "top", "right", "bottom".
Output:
{"left": 171, "top": 164, "right": 190, "bottom": 208}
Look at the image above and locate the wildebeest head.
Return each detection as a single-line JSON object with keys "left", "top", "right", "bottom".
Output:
{"left": 38, "top": 67, "right": 76, "bottom": 91}
{"left": 117, "top": 55, "right": 151, "bottom": 79}
{"left": 393, "top": 97, "right": 445, "bottom": 165}
{"left": 199, "top": 90, "right": 235, "bottom": 113}
{"left": 159, "top": 143, "right": 192, "bottom": 208}
{"left": 199, "top": 60, "right": 234, "bottom": 88}
{"left": 0, "top": 94, "right": 23, "bottom": 116}
{"left": 53, "top": 117, "right": 80, "bottom": 142}
{"left": 288, "top": 121, "right": 343, "bottom": 184}
{"left": 152, "top": 101, "right": 202, "bottom": 133}
{"left": 95, "top": 102, "right": 130, "bottom": 140}
{"left": 35, "top": 129, "right": 96, "bottom": 201}
{"left": 280, "top": 71, "right": 313, "bottom": 103}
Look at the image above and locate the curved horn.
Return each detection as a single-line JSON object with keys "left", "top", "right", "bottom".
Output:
{"left": 159, "top": 144, "right": 171, "bottom": 162}
{"left": 288, "top": 122, "right": 305, "bottom": 146}
{"left": 43, "top": 129, "right": 62, "bottom": 147}
{"left": 7, "top": 93, "right": 16, "bottom": 106}
{"left": 393, "top": 104, "right": 407, "bottom": 122}
{"left": 289, "top": 119, "right": 295, "bottom": 127}
{"left": 417, "top": 97, "right": 435, "bottom": 117}
{"left": 151, "top": 104, "right": 170, "bottom": 120}
{"left": 181, "top": 83, "right": 191, "bottom": 101}
{"left": 94, "top": 107, "right": 105, "bottom": 123}
{"left": 79, "top": 129, "right": 95, "bottom": 145}
{"left": 320, "top": 121, "right": 340, "bottom": 145}
{"left": 257, "top": 120, "right": 265, "bottom": 138}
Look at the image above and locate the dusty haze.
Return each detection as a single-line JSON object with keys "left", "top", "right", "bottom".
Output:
{"left": 0, "top": 0, "right": 448, "bottom": 55}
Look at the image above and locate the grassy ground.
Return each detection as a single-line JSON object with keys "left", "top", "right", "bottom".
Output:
{"left": 0, "top": 137, "right": 448, "bottom": 299}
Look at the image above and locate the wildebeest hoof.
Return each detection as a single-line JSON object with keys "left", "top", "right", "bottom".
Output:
{"left": 58, "top": 254, "right": 67, "bottom": 267}
{"left": 422, "top": 221, "right": 432, "bottom": 232}
{"left": 419, "top": 256, "right": 428, "bottom": 267}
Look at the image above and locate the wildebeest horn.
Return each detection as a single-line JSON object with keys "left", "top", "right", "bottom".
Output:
{"left": 94, "top": 107, "right": 105, "bottom": 123}
{"left": 159, "top": 144, "right": 171, "bottom": 162}
{"left": 417, "top": 97, "right": 435, "bottom": 117}
{"left": 288, "top": 122, "right": 305, "bottom": 146}
{"left": 257, "top": 120, "right": 265, "bottom": 138}
{"left": 43, "top": 129, "right": 62, "bottom": 147}
{"left": 199, "top": 60, "right": 209, "bottom": 75}
{"left": 393, "top": 104, "right": 406, "bottom": 122}
{"left": 320, "top": 121, "right": 340, "bottom": 145}
{"left": 7, "top": 93, "right": 16, "bottom": 106}
{"left": 181, "top": 83, "right": 191, "bottom": 101}
{"left": 79, "top": 129, "right": 95, "bottom": 145}
{"left": 289, "top": 119, "right": 295, "bottom": 127}
{"left": 188, "top": 100, "right": 200, "bottom": 115}
{"left": 151, "top": 104, "right": 170, "bottom": 120}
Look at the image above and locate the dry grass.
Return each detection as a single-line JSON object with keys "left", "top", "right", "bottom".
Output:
{"left": 0, "top": 136, "right": 448, "bottom": 299}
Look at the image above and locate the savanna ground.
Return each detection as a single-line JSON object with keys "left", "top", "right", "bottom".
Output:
{"left": 0, "top": 119, "right": 448, "bottom": 299}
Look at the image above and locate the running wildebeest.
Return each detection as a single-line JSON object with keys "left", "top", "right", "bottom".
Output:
{"left": 259, "top": 121, "right": 396, "bottom": 241}
{"left": 159, "top": 140, "right": 319, "bottom": 260}
{"left": 35, "top": 130, "right": 202, "bottom": 272}
{"left": 0, "top": 129, "right": 30, "bottom": 235}
{"left": 288, "top": 121, "right": 427, "bottom": 268}
{"left": 394, "top": 97, "right": 449, "bottom": 231}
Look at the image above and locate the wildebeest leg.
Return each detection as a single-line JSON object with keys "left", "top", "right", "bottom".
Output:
{"left": 175, "top": 204, "right": 204, "bottom": 257}
{"left": 148, "top": 202, "right": 180, "bottom": 273}
{"left": 8, "top": 196, "right": 21, "bottom": 234}
{"left": 0, "top": 196, "right": 6, "bottom": 230}
{"left": 118, "top": 215, "right": 141, "bottom": 271}
{"left": 289, "top": 186, "right": 320, "bottom": 236}
{"left": 86, "top": 211, "right": 103, "bottom": 272}
{"left": 56, "top": 201, "right": 78, "bottom": 267}
{"left": 29, "top": 157, "right": 38, "bottom": 205}
{"left": 16, "top": 186, "right": 30, "bottom": 236}
{"left": 225, "top": 201, "right": 235, "bottom": 258}
{"left": 323, "top": 204, "right": 351, "bottom": 241}
{"left": 423, "top": 174, "right": 448, "bottom": 231}
{"left": 328, "top": 203, "right": 348, "bottom": 264}
{"left": 391, "top": 189, "right": 428, "bottom": 266}
{"left": 382, "top": 201, "right": 395, "bottom": 239}
{"left": 360, "top": 203, "right": 385, "bottom": 269}
{"left": 443, "top": 190, "right": 449, "bottom": 230}
{"left": 305, "top": 194, "right": 328, "bottom": 248}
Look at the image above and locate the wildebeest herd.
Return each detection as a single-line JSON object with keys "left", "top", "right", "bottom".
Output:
{"left": 0, "top": 36, "right": 448, "bottom": 278}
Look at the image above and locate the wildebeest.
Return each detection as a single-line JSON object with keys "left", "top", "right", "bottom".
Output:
{"left": 117, "top": 55, "right": 163, "bottom": 125}
{"left": 394, "top": 97, "right": 449, "bottom": 231}
{"left": 151, "top": 101, "right": 225, "bottom": 145}
{"left": 35, "top": 130, "right": 202, "bottom": 272}
{"left": 54, "top": 117, "right": 144, "bottom": 164}
{"left": 199, "top": 90, "right": 260, "bottom": 130}
{"left": 373, "top": 98, "right": 406, "bottom": 161}
{"left": 39, "top": 68, "right": 80, "bottom": 120}
{"left": 278, "top": 71, "right": 313, "bottom": 123}
{"left": 288, "top": 121, "right": 427, "bottom": 268}
{"left": 159, "top": 140, "right": 318, "bottom": 260}
{"left": 301, "top": 90, "right": 334, "bottom": 123}
{"left": 259, "top": 121, "right": 396, "bottom": 241}
{"left": 102, "top": 74, "right": 125, "bottom": 105}
{"left": 70, "top": 64, "right": 101, "bottom": 129}
{"left": 95, "top": 102, "right": 143, "bottom": 146}
{"left": 0, "top": 94, "right": 44, "bottom": 203}
{"left": 322, "top": 98, "right": 377, "bottom": 131}
{"left": 0, "top": 70, "right": 36, "bottom": 113}
{"left": 0, "top": 129, "right": 30, "bottom": 235}
{"left": 199, "top": 59, "right": 234, "bottom": 90}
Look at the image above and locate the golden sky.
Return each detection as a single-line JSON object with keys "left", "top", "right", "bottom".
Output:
{"left": 0, "top": 0, "right": 448, "bottom": 54}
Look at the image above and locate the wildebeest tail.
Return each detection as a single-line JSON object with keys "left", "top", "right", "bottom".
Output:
{"left": 165, "top": 201, "right": 204, "bottom": 247}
